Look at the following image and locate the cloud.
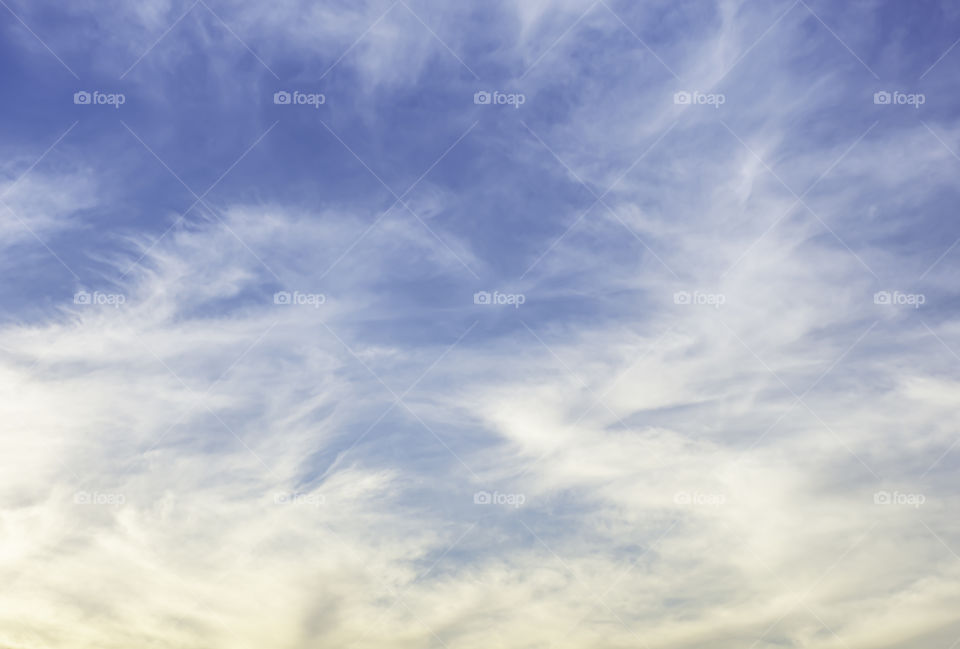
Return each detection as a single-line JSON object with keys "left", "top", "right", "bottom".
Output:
{"left": 0, "top": 169, "right": 97, "bottom": 251}
{"left": 2, "top": 0, "right": 960, "bottom": 647}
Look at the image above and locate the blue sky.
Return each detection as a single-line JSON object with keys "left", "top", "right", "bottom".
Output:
{"left": 2, "top": 1, "right": 960, "bottom": 647}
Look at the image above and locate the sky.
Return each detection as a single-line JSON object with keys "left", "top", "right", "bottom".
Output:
{"left": 1, "top": 0, "right": 960, "bottom": 647}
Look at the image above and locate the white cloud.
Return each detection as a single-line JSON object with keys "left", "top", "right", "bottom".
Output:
{"left": 2, "top": 0, "right": 960, "bottom": 647}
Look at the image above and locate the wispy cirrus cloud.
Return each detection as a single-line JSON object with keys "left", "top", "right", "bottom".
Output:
{"left": 1, "top": 0, "right": 960, "bottom": 647}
